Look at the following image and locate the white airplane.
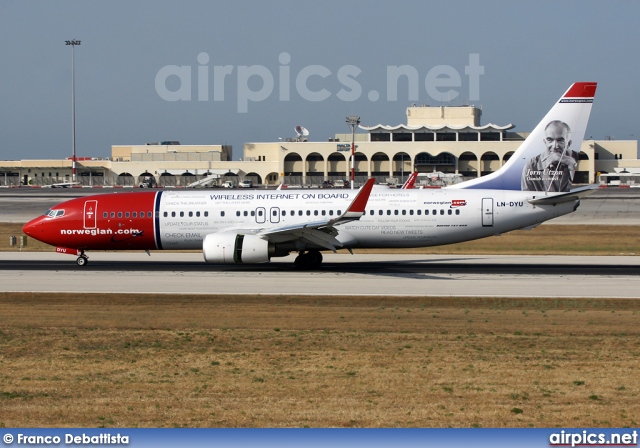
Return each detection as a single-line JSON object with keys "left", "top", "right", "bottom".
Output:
{"left": 45, "top": 181, "right": 81, "bottom": 188}
{"left": 23, "top": 82, "right": 597, "bottom": 268}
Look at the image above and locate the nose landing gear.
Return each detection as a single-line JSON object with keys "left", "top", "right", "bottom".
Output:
{"left": 76, "top": 251, "right": 89, "bottom": 266}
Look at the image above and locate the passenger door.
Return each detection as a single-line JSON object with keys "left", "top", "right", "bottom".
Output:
{"left": 481, "top": 198, "right": 493, "bottom": 227}
{"left": 84, "top": 200, "right": 98, "bottom": 229}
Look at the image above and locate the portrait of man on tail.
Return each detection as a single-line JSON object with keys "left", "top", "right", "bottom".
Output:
{"left": 522, "top": 120, "right": 579, "bottom": 192}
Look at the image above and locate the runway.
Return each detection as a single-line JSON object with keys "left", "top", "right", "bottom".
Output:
{"left": 1, "top": 252, "right": 639, "bottom": 298}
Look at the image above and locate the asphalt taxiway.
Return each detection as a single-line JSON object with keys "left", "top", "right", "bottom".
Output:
{"left": 1, "top": 252, "right": 638, "bottom": 298}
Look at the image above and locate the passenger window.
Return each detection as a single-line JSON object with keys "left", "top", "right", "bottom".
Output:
{"left": 133, "top": 212, "right": 137, "bottom": 218}
{"left": 189, "top": 211, "right": 193, "bottom": 217}
{"left": 306, "top": 210, "right": 310, "bottom": 216}
{"left": 258, "top": 210, "right": 263, "bottom": 216}
{"left": 337, "top": 210, "right": 342, "bottom": 215}
{"left": 180, "top": 211, "right": 184, "bottom": 217}
{"left": 394, "top": 210, "right": 399, "bottom": 215}
{"left": 402, "top": 210, "right": 406, "bottom": 215}
{"left": 117, "top": 212, "right": 122, "bottom": 218}
{"left": 163, "top": 212, "right": 168, "bottom": 218}
{"left": 204, "top": 211, "right": 209, "bottom": 217}
{"left": 282, "top": 211, "right": 286, "bottom": 216}
{"left": 424, "top": 210, "right": 428, "bottom": 215}
{"left": 455, "top": 209, "right": 460, "bottom": 215}
{"left": 103, "top": 212, "right": 108, "bottom": 218}
{"left": 196, "top": 211, "right": 200, "bottom": 217}
{"left": 250, "top": 211, "right": 255, "bottom": 217}
{"left": 221, "top": 211, "right": 225, "bottom": 217}
{"left": 314, "top": 210, "right": 318, "bottom": 216}
{"left": 409, "top": 210, "right": 414, "bottom": 215}
{"left": 433, "top": 210, "right": 437, "bottom": 215}
{"left": 147, "top": 212, "right": 152, "bottom": 218}
{"left": 298, "top": 211, "right": 303, "bottom": 216}
{"left": 379, "top": 210, "right": 383, "bottom": 215}
{"left": 321, "top": 210, "right": 326, "bottom": 216}
{"left": 236, "top": 211, "right": 241, "bottom": 217}
{"left": 171, "top": 211, "right": 176, "bottom": 217}
{"left": 110, "top": 212, "right": 115, "bottom": 218}
{"left": 330, "top": 210, "right": 334, "bottom": 216}
{"left": 125, "top": 212, "right": 130, "bottom": 218}
{"left": 440, "top": 210, "right": 444, "bottom": 215}
{"left": 417, "top": 210, "right": 421, "bottom": 215}
{"left": 387, "top": 210, "right": 391, "bottom": 215}
{"left": 448, "top": 210, "right": 452, "bottom": 215}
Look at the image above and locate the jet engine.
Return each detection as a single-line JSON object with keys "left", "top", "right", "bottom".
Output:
{"left": 202, "top": 233, "right": 270, "bottom": 264}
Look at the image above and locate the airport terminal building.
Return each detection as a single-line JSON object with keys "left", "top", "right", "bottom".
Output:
{"left": 0, "top": 106, "right": 637, "bottom": 188}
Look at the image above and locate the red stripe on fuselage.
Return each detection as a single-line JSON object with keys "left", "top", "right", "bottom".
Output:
{"left": 22, "top": 191, "right": 158, "bottom": 251}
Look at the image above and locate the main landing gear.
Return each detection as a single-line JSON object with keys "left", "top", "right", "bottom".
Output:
{"left": 294, "top": 250, "right": 323, "bottom": 270}
{"left": 76, "top": 251, "right": 89, "bottom": 266}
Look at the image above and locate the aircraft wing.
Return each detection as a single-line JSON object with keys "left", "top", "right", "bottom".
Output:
{"left": 528, "top": 184, "right": 599, "bottom": 205}
{"left": 220, "top": 178, "right": 375, "bottom": 251}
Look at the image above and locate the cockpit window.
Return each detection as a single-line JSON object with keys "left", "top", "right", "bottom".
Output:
{"left": 44, "top": 209, "right": 65, "bottom": 218}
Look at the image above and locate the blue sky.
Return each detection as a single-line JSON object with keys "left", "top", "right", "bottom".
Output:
{"left": 0, "top": 0, "right": 637, "bottom": 160}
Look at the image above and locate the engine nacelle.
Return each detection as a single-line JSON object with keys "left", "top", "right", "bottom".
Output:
{"left": 202, "top": 233, "right": 270, "bottom": 264}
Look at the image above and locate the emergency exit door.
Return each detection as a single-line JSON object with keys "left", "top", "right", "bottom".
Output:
{"left": 269, "top": 207, "right": 281, "bottom": 223}
{"left": 255, "top": 207, "right": 266, "bottom": 224}
{"left": 481, "top": 198, "right": 494, "bottom": 227}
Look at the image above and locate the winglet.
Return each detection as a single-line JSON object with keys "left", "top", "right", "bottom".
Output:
{"left": 401, "top": 172, "right": 418, "bottom": 189}
{"left": 342, "top": 178, "right": 375, "bottom": 218}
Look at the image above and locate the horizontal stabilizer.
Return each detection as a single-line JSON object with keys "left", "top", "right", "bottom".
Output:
{"left": 528, "top": 184, "right": 598, "bottom": 205}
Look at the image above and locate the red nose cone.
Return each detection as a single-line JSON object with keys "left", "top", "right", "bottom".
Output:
{"left": 22, "top": 219, "right": 36, "bottom": 236}
{"left": 22, "top": 217, "right": 45, "bottom": 242}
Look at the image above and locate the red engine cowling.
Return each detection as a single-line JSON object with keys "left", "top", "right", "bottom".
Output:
{"left": 202, "top": 233, "right": 270, "bottom": 264}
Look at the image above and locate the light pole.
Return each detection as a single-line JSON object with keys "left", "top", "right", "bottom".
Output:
{"left": 65, "top": 40, "right": 81, "bottom": 183}
{"left": 346, "top": 116, "right": 360, "bottom": 189}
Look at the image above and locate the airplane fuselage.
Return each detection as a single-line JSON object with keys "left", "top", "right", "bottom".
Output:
{"left": 23, "top": 188, "right": 577, "bottom": 254}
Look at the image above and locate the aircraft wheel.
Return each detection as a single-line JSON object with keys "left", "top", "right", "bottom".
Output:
{"left": 294, "top": 251, "right": 323, "bottom": 270}
{"left": 294, "top": 253, "right": 308, "bottom": 270}
{"left": 308, "top": 250, "right": 323, "bottom": 268}
{"left": 76, "top": 255, "right": 88, "bottom": 267}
